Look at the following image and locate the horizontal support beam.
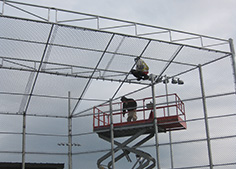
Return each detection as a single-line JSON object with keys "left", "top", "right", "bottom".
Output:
{"left": 0, "top": 1, "right": 231, "bottom": 52}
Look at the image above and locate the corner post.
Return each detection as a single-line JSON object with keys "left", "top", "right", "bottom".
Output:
{"left": 198, "top": 65, "right": 213, "bottom": 169}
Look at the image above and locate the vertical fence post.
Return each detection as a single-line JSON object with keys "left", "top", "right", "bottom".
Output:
{"left": 55, "top": 9, "right": 58, "bottom": 23}
{"left": 229, "top": 38, "right": 236, "bottom": 93}
{"left": 1, "top": 0, "right": 6, "bottom": 15}
{"left": 22, "top": 113, "right": 26, "bottom": 169}
{"left": 47, "top": 8, "right": 50, "bottom": 22}
{"left": 97, "top": 16, "right": 100, "bottom": 30}
{"left": 134, "top": 23, "right": 138, "bottom": 36}
{"left": 164, "top": 78, "right": 174, "bottom": 169}
{"left": 109, "top": 99, "right": 115, "bottom": 169}
{"left": 198, "top": 65, "right": 213, "bottom": 169}
{"left": 151, "top": 74, "right": 161, "bottom": 169}
{"left": 68, "top": 91, "right": 72, "bottom": 169}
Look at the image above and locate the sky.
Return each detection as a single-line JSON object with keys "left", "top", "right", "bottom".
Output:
{"left": 11, "top": 0, "right": 236, "bottom": 41}
{"left": 0, "top": 0, "right": 236, "bottom": 169}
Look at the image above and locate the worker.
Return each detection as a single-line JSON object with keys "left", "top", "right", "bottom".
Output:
{"left": 146, "top": 102, "right": 154, "bottom": 120}
{"left": 121, "top": 96, "right": 137, "bottom": 122}
{"left": 131, "top": 57, "right": 149, "bottom": 81}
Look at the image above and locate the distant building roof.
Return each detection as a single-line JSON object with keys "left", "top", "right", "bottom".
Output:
{"left": 0, "top": 163, "right": 64, "bottom": 169}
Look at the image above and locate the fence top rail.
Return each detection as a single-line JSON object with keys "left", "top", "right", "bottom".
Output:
{"left": 0, "top": 0, "right": 231, "bottom": 52}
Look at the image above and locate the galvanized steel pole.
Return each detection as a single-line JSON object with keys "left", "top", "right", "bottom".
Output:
{"left": 1, "top": 0, "right": 5, "bottom": 15}
{"left": 68, "top": 91, "right": 72, "bottom": 169}
{"left": 198, "top": 65, "right": 213, "bottom": 169}
{"left": 109, "top": 99, "right": 115, "bottom": 169}
{"left": 151, "top": 74, "right": 161, "bottom": 169}
{"left": 164, "top": 77, "right": 174, "bottom": 169}
{"left": 22, "top": 113, "right": 26, "bottom": 169}
{"left": 229, "top": 38, "right": 236, "bottom": 93}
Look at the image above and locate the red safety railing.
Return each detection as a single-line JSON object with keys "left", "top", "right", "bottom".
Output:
{"left": 93, "top": 93, "right": 186, "bottom": 130}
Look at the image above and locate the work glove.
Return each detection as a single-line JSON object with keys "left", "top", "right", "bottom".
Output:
{"left": 123, "top": 112, "right": 125, "bottom": 117}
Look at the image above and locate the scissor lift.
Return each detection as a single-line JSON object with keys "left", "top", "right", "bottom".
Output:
{"left": 93, "top": 93, "right": 187, "bottom": 169}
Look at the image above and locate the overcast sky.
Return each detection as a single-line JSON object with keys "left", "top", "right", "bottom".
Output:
{"left": 1, "top": 0, "right": 236, "bottom": 169}
{"left": 13, "top": 0, "right": 236, "bottom": 41}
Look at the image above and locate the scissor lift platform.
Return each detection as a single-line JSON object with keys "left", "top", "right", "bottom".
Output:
{"left": 94, "top": 115, "right": 186, "bottom": 138}
{"left": 93, "top": 93, "right": 187, "bottom": 138}
{"left": 93, "top": 94, "right": 186, "bottom": 169}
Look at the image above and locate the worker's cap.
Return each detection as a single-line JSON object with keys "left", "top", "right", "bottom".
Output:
{"left": 134, "top": 57, "right": 140, "bottom": 61}
{"left": 121, "top": 96, "right": 126, "bottom": 101}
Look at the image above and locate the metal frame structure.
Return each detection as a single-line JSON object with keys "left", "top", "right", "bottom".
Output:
{"left": 0, "top": 1, "right": 235, "bottom": 169}
{"left": 0, "top": 0, "right": 231, "bottom": 52}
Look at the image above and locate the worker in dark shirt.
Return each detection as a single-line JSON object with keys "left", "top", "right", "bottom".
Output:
{"left": 121, "top": 96, "right": 137, "bottom": 122}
